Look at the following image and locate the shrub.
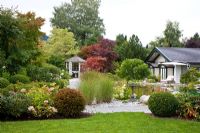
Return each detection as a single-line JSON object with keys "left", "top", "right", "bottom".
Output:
{"left": 0, "top": 77, "right": 10, "bottom": 88}
{"left": 27, "top": 64, "right": 63, "bottom": 82}
{"left": 10, "top": 74, "right": 30, "bottom": 84}
{"left": 114, "top": 81, "right": 132, "bottom": 100}
{"left": 27, "top": 86, "right": 58, "bottom": 118}
{"left": 80, "top": 71, "right": 114, "bottom": 104}
{"left": 55, "top": 79, "right": 65, "bottom": 88}
{"left": 54, "top": 89, "right": 85, "bottom": 117}
{"left": 180, "top": 68, "right": 200, "bottom": 84}
{"left": 148, "top": 92, "right": 179, "bottom": 117}
{"left": 0, "top": 93, "right": 31, "bottom": 119}
{"left": 176, "top": 93, "right": 200, "bottom": 120}
{"left": 117, "top": 59, "right": 150, "bottom": 82}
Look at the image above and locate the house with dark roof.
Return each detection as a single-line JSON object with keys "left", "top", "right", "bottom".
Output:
{"left": 146, "top": 47, "right": 200, "bottom": 83}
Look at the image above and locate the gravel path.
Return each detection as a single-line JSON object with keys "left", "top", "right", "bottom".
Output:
{"left": 68, "top": 78, "right": 80, "bottom": 89}
{"left": 84, "top": 100, "right": 151, "bottom": 114}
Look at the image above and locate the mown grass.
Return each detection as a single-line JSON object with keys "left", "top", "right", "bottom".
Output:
{"left": 1, "top": 113, "right": 200, "bottom": 133}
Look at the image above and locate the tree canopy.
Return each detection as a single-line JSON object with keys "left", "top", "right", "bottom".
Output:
{"left": 148, "top": 21, "right": 183, "bottom": 49}
{"left": 115, "top": 34, "right": 148, "bottom": 61}
{"left": 0, "top": 7, "right": 45, "bottom": 73}
{"left": 51, "top": 0, "right": 105, "bottom": 46}
{"left": 44, "top": 28, "right": 78, "bottom": 68}
{"left": 185, "top": 33, "right": 200, "bottom": 48}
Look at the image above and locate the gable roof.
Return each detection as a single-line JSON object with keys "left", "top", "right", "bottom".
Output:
{"left": 146, "top": 47, "right": 200, "bottom": 64}
{"left": 65, "top": 56, "right": 85, "bottom": 63}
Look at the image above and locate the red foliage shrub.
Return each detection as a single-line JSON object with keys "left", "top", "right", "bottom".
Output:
{"left": 80, "top": 38, "right": 118, "bottom": 72}
{"left": 82, "top": 56, "right": 107, "bottom": 72}
{"left": 54, "top": 89, "right": 86, "bottom": 117}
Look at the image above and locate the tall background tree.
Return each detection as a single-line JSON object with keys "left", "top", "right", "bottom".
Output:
{"left": 115, "top": 34, "right": 148, "bottom": 61}
{"left": 51, "top": 0, "right": 105, "bottom": 46}
{"left": 148, "top": 21, "right": 183, "bottom": 49}
{"left": 43, "top": 28, "right": 78, "bottom": 69}
{"left": 0, "top": 7, "right": 45, "bottom": 73}
{"left": 185, "top": 33, "right": 200, "bottom": 48}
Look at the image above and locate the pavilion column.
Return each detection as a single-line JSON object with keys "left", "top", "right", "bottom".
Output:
{"left": 69, "top": 62, "right": 72, "bottom": 75}
{"left": 78, "top": 63, "right": 81, "bottom": 78}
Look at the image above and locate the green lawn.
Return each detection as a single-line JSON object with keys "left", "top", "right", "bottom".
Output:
{"left": 0, "top": 113, "right": 200, "bottom": 133}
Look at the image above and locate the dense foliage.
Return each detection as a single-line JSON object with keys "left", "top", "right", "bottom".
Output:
{"left": 51, "top": 0, "right": 105, "bottom": 46}
{"left": 0, "top": 77, "right": 10, "bottom": 88}
{"left": 0, "top": 93, "right": 31, "bottom": 119}
{"left": 148, "top": 92, "right": 179, "bottom": 117}
{"left": 10, "top": 74, "right": 30, "bottom": 84}
{"left": 180, "top": 68, "right": 200, "bottom": 84}
{"left": 54, "top": 89, "right": 85, "bottom": 117}
{"left": 118, "top": 59, "right": 150, "bottom": 82}
{"left": 176, "top": 93, "right": 200, "bottom": 120}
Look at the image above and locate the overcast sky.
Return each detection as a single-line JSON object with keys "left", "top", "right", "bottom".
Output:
{"left": 1, "top": 0, "right": 200, "bottom": 45}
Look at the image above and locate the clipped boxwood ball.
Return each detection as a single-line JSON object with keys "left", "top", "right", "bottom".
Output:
{"left": 54, "top": 89, "right": 85, "bottom": 117}
{"left": 148, "top": 92, "right": 179, "bottom": 117}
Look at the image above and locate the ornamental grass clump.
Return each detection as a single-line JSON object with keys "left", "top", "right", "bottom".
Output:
{"left": 80, "top": 71, "right": 114, "bottom": 104}
{"left": 54, "top": 89, "right": 86, "bottom": 118}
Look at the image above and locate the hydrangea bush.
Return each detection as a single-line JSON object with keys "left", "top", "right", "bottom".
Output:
{"left": 113, "top": 81, "right": 132, "bottom": 100}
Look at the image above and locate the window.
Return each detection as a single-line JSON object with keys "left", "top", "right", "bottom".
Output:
{"left": 72, "top": 63, "right": 79, "bottom": 71}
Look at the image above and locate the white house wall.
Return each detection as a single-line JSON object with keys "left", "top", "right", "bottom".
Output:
{"left": 155, "top": 55, "right": 166, "bottom": 63}
{"left": 167, "top": 68, "right": 173, "bottom": 77}
{"left": 154, "top": 68, "right": 159, "bottom": 77}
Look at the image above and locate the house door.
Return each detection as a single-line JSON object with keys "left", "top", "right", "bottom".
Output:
{"left": 160, "top": 66, "right": 167, "bottom": 80}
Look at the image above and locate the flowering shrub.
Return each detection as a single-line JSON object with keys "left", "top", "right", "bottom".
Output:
{"left": 113, "top": 82, "right": 132, "bottom": 100}
{"left": 27, "top": 85, "right": 58, "bottom": 118}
